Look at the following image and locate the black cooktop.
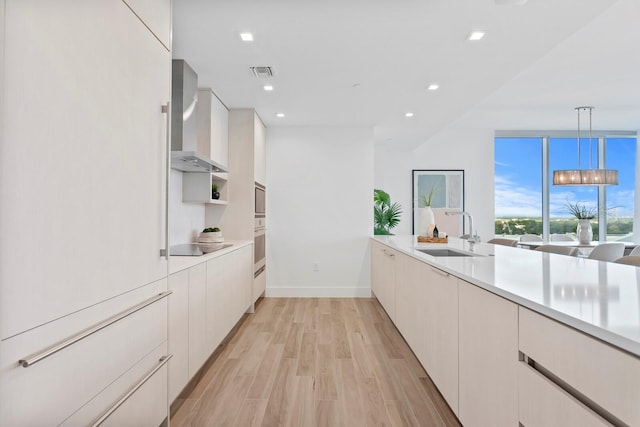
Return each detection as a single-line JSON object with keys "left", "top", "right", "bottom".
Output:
{"left": 170, "top": 243, "right": 233, "bottom": 256}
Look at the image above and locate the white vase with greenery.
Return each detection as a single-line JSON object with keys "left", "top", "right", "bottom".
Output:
{"left": 419, "top": 186, "right": 438, "bottom": 236}
{"left": 566, "top": 201, "right": 595, "bottom": 244}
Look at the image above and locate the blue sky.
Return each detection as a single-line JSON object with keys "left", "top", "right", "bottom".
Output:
{"left": 495, "top": 137, "right": 636, "bottom": 218}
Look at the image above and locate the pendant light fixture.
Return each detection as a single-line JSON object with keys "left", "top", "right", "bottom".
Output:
{"left": 552, "top": 106, "right": 618, "bottom": 186}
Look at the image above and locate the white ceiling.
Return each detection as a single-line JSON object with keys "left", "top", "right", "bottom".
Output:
{"left": 173, "top": 0, "right": 639, "bottom": 150}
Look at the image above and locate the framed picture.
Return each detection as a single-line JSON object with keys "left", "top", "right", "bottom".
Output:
{"left": 412, "top": 169, "right": 465, "bottom": 235}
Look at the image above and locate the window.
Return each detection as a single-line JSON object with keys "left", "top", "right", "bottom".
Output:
{"left": 495, "top": 138, "right": 542, "bottom": 236}
{"left": 494, "top": 133, "right": 636, "bottom": 241}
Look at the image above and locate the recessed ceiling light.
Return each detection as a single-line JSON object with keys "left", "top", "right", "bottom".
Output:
{"left": 276, "top": 113, "right": 285, "bottom": 118}
{"left": 240, "top": 33, "right": 254, "bottom": 42}
{"left": 263, "top": 85, "right": 274, "bottom": 91}
{"left": 405, "top": 112, "right": 414, "bottom": 118}
{"left": 468, "top": 31, "right": 485, "bottom": 41}
{"left": 427, "top": 84, "right": 440, "bottom": 91}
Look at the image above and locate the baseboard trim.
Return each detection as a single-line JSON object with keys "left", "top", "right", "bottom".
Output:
{"left": 265, "top": 287, "right": 372, "bottom": 298}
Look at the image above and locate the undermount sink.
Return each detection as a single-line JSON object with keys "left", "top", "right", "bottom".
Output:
{"left": 417, "top": 248, "right": 481, "bottom": 257}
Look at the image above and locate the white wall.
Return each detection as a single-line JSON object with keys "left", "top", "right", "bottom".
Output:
{"left": 266, "top": 127, "right": 374, "bottom": 297}
{"left": 169, "top": 169, "right": 205, "bottom": 245}
{"left": 375, "top": 129, "right": 495, "bottom": 240}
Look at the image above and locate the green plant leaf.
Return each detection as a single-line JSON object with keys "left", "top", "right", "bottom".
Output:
{"left": 373, "top": 189, "right": 390, "bottom": 207}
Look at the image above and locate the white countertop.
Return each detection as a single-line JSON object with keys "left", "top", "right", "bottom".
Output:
{"left": 169, "top": 240, "right": 253, "bottom": 274}
{"left": 372, "top": 235, "right": 640, "bottom": 358}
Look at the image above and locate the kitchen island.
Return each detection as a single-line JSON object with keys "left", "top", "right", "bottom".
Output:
{"left": 371, "top": 235, "right": 640, "bottom": 427}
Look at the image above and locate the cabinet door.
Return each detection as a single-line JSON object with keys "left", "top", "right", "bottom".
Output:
{"left": 254, "top": 114, "right": 267, "bottom": 185}
{"left": 122, "top": 0, "right": 171, "bottom": 49}
{"left": 0, "top": 0, "right": 171, "bottom": 339}
{"left": 231, "top": 244, "right": 253, "bottom": 319}
{"left": 370, "top": 241, "right": 396, "bottom": 320}
{"left": 188, "top": 263, "right": 208, "bottom": 377}
{"left": 393, "top": 252, "right": 417, "bottom": 346}
{"left": 210, "top": 92, "right": 229, "bottom": 168}
{"left": 458, "top": 280, "right": 518, "bottom": 427}
{"left": 168, "top": 270, "right": 190, "bottom": 403}
{"left": 518, "top": 363, "right": 610, "bottom": 427}
{"left": 419, "top": 263, "right": 459, "bottom": 414}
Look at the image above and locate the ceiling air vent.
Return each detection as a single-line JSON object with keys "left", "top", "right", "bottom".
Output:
{"left": 250, "top": 66, "right": 274, "bottom": 78}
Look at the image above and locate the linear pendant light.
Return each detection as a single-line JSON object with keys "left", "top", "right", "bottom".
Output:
{"left": 552, "top": 106, "right": 618, "bottom": 186}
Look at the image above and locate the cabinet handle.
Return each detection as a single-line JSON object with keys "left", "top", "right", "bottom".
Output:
{"left": 18, "top": 291, "right": 172, "bottom": 368}
{"left": 160, "top": 102, "right": 170, "bottom": 259}
{"left": 91, "top": 354, "right": 172, "bottom": 427}
{"left": 430, "top": 266, "right": 449, "bottom": 277}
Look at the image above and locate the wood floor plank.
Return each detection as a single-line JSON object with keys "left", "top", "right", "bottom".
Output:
{"left": 347, "top": 331, "right": 375, "bottom": 378}
{"left": 337, "top": 359, "right": 365, "bottom": 427}
{"left": 316, "top": 400, "right": 343, "bottom": 427}
{"left": 319, "top": 313, "right": 332, "bottom": 345}
{"left": 287, "top": 375, "right": 315, "bottom": 427}
{"left": 262, "top": 357, "right": 299, "bottom": 426}
{"left": 283, "top": 322, "right": 304, "bottom": 359}
{"left": 234, "top": 399, "right": 268, "bottom": 427}
{"left": 332, "top": 316, "right": 352, "bottom": 359}
{"left": 237, "top": 331, "right": 272, "bottom": 377}
{"left": 357, "top": 376, "right": 393, "bottom": 426}
{"left": 246, "top": 343, "right": 284, "bottom": 399}
{"left": 296, "top": 332, "right": 317, "bottom": 376}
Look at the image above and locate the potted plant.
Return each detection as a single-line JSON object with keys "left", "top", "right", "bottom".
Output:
{"left": 374, "top": 189, "right": 402, "bottom": 235}
{"left": 566, "top": 201, "right": 595, "bottom": 243}
{"left": 199, "top": 227, "right": 223, "bottom": 243}
{"left": 211, "top": 183, "right": 220, "bottom": 200}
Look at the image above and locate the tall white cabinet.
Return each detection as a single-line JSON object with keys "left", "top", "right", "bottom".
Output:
{"left": 208, "top": 109, "right": 267, "bottom": 303}
{"left": 0, "top": 1, "right": 172, "bottom": 424}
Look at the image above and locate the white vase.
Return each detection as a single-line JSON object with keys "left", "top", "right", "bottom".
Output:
{"left": 419, "top": 206, "right": 436, "bottom": 236}
{"left": 576, "top": 219, "right": 593, "bottom": 244}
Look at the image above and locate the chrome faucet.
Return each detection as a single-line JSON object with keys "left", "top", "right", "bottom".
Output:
{"left": 445, "top": 211, "right": 480, "bottom": 243}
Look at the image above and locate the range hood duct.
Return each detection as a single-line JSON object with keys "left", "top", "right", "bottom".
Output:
{"left": 171, "top": 60, "right": 227, "bottom": 173}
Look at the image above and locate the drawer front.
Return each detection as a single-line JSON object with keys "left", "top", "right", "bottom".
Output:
{"left": 0, "top": 281, "right": 168, "bottom": 426}
{"left": 519, "top": 307, "right": 640, "bottom": 426}
{"left": 519, "top": 363, "right": 611, "bottom": 427}
{"left": 63, "top": 342, "right": 169, "bottom": 426}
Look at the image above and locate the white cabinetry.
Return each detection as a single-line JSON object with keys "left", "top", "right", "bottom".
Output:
{"left": 458, "top": 280, "right": 518, "bottom": 427}
{"left": 518, "top": 363, "right": 610, "bottom": 427}
{"left": 198, "top": 88, "right": 229, "bottom": 169}
{"left": 168, "top": 269, "right": 190, "bottom": 403}
{"left": 206, "top": 244, "right": 253, "bottom": 352}
{"left": 219, "top": 109, "right": 266, "bottom": 302}
{"left": 0, "top": 1, "right": 171, "bottom": 424}
{"left": 370, "top": 240, "right": 396, "bottom": 321}
{"left": 188, "top": 263, "right": 208, "bottom": 378}
{"left": 223, "top": 109, "right": 266, "bottom": 241}
{"left": 1, "top": 0, "right": 170, "bottom": 339}
{"left": 393, "top": 253, "right": 458, "bottom": 414}
{"left": 519, "top": 307, "right": 640, "bottom": 426}
{"left": 254, "top": 115, "right": 267, "bottom": 185}
{"left": 417, "top": 263, "right": 459, "bottom": 414}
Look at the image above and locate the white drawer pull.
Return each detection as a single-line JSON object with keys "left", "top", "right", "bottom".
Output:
{"left": 18, "top": 291, "right": 172, "bottom": 368}
{"left": 91, "top": 354, "right": 172, "bottom": 427}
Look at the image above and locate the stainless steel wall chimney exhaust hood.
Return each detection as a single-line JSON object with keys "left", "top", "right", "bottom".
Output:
{"left": 171, "top": 60, "right": 228, "bottom": 173}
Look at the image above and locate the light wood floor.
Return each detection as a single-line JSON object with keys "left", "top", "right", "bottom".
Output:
{"left": 171, "top": 298, "right": 461, "bottom": 427}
